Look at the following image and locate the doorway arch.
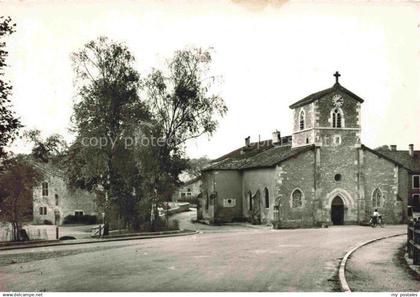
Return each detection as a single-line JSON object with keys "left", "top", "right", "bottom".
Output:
{"left": 331, "top": 196, "right": 344, "bottom": 225}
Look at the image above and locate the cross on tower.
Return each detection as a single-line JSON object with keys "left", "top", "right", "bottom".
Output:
{"left": 334, "top": 71, "right": 341, "bottom": 84}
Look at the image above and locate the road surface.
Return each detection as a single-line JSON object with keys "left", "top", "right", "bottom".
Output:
{"left": 0, "top": 221, "right": 407, "bottom": 292}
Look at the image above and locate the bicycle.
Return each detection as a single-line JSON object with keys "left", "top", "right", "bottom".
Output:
{"left": 370, "top": 215, "right": 384, "bottom": 228}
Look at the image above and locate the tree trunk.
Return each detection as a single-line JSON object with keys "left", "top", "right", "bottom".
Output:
{"left": 11, "top": 222, "right": 19, "bottom": 241}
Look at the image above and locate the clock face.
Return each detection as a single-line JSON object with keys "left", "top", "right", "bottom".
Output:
{"left": 332, "top": 94, "right": 344, "bottom": 107}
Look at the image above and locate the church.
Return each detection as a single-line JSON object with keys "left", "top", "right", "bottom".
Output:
{"left": 197, "top": 72, "right": 420, "bottom": 227}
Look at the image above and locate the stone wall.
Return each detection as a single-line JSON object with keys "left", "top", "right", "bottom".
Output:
{"left": 292, "top": 103, "right": 315, "bottom": 147}
{"left": 198, "top": 172, "right": 215, "bottom": 223}
{"left": 362, "top": 149, "right": 403, "bottom": 224}
{"left": 242, "top": 168, "right": 276, "bottom": 224}
{"left": 213, "top": 170, "right": 242, "bottom": 223}
{"left": 316, "top": 92, "right": 360, "bottom": 128}
{"left": 199, "top": 170, "right": 242, "bottom": 223}
{"left": 276, "top": 149, "right": 315, "bottom": 227}
{"left": 315, "top": 145, "right": 359, "bottom": 224}
{"left": 33, "top": 171, "right": 98, "bottom": 225}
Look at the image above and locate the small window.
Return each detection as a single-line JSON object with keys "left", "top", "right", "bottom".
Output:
{"left": 39, "top": 207, "right": 47, "bottom": 215}
{"left": 186, "top": 192, "right": 192, "bottom": 197}
{"left": 372, "top": 188, "right": 382, "bottom": 208}
{"left": 75, "top": 211, "right": 84, "bottom": 217}
{"left": 299, "top": 110, "right": 305, "bottom": 130}
{"left": 55, "top": 194, "right": 59, "bottom": 206}
{"left": 187, "top": 188, "right": 191, "bottom": 192}
{"left": 181, "top": 192, "right": 186, "bottom": 198}
{"left": 264, "top": 188, "right": 269, "bottom": 208}
{"left": 42, "top": 182, "right": 48, "bottom": 197}
{"left": 334, "top": 136, "right": 341, "bottom": 145}
{"left": 332, "top": 108, "right": 344, "bottom": 128}
{"left": 291, "top": 189, "right": 303, "bottom": 208}
{"left": 334, "top": 174, "right": 342, "bottom": 182}
{"left": 413, "top": 175, "right": 420, "bottom": 189}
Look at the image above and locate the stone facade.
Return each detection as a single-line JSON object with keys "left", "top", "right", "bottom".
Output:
{"left": 199, "top": 75, "right": 417, "bottom": 227}
{"left": 32, "top": 162, "right": 98, "bottom": 225}
{"left": 172, "top": 177, "right": 202, "bottom": 202}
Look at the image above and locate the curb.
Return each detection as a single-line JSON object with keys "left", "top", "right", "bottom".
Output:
{"left": 338, "top": 232, "right": 406, "bottom": 292}
{"left": 0, "top": 230, "right": 199, "bottom": 251}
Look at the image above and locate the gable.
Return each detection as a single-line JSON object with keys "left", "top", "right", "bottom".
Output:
{"left": 289, "top": 83, "right": 364, "bottom": 109}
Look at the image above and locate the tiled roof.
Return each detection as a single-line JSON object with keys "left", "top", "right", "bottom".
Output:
{"left": 289, "top": 82, "right": 364, "bottom": 109}
{"left": 373, "top": 148, "right": 420, "bottom": 173}
{"left": 203, "top": 141, "right": 314, "bottom": 171}
{"left": 211, "top": 136, "right": 292, "bottom": 163}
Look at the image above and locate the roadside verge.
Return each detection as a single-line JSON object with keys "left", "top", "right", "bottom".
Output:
{"left": 0, "top": 229, "right": 198, "bottom": 251}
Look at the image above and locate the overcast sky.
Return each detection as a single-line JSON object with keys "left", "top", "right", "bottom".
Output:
{"left": 2, "top": 0, "right": 420, "bottom": 159}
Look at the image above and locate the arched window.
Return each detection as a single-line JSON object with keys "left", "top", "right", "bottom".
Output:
{"left": 332, "top": 108, "right": 344, "bottom": 128}
{"left": 299, "top": 110, "right": 305, "bottom": 130}
{"left": 55, "top": 194, "right": 59, "bottom": 206}
{"left": 42, "top": 182, "right": 48, "bottom": 197}
{"left": 264, "top": 188, "right": 269, "bottom": 208}
{"left": 372, "top": 188, "right": 382, "bottom": 208}
{"left": 291, "top": 189, "right": 303, "bottom": 208}
{"left": 248, "top": 191, "right": 253, "bottom": 211}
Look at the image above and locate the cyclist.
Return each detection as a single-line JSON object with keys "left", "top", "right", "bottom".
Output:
{"left": 371, "top": 209, "right": 380, "bottom": 227}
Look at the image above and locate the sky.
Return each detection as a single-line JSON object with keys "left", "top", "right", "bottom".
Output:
{"left": 2, "top": 0, "right": 420, "bottom": 159}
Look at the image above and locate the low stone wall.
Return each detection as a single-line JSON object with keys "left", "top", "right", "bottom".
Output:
{"left": 0, "top": 224, "right": 56, "bottom": 241}
{"left": 166, "top": 203, "right": 190, "bottom": 215}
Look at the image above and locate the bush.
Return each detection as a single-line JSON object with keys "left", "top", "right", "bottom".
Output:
{"left": 43, "top": 219, "right": 53, "bottom": 225}
{"left": 136, "top": 218, "right": 180, "bottom": 232}
{"left": 63, "top": 214, "right": 97, "bottom": 225}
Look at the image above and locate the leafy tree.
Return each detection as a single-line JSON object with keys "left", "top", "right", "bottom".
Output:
{"left": 185, "top": 156, "right": 210, "bottom": 178}
{"left": 68, "top": 36, "right": 151, "bottom": 231}
{"left": 375, "top": 145, "right": 391, "bottom": 151}
{"left": 0, "top": 157, "right": 42, "bottom": 240}
{"left": 0, "top": 17, "right": 22, "bottom": 160}
{"left": 24, "top": 129, "right": 68, "bottom": 163}
{"left": 143, "top": 48, "right": 227, "bottom": 203}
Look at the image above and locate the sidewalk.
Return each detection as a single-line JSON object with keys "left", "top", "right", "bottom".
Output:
{"left": 0, "top": 229, "right": 197, "bottom": 251}
{"left": 345, "top": 234, "right": 420, "bottom": 291}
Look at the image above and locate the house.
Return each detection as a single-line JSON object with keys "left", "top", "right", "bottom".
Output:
{"left": 198, "top": 72, "right": 419, "bottom": 227}
{"left": 32, "top": 161, "right": 98, "bottom": 225}
{"left": 172, "top": 176, "right": 202, "bottom": 202}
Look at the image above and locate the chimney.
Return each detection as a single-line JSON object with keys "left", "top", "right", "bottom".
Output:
{"left": 409, "top": 144, "right": 414, "bottom": 157}
{"left": 390, "top": 145, "right": 397, "bottom": 151}
{"left": 272, "top": 130, "right": 281, "bottom": 145}
{"left": 245, "top": 136, "right": 250, "bottom": 147}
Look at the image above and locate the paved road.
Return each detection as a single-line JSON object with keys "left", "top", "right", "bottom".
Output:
{"left": 0, "top": 223, "right": 406, "bottom": 292}
{"left": 346, "top": 235, "right": 420, "bottom": 292}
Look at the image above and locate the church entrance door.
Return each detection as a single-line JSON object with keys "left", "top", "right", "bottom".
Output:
{"left": 331, "top": 196, "right": 344, "bottom": 225}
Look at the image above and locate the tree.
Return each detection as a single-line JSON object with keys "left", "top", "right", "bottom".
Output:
{"left": 24, "top": 129, "right": 68, "bottom": 163}
{"left": 0, "top": 157, "right": 42, "bottom": 240}
{"left": 68, "top": 36, "right": 151, "bottom": 231}
{"left": 0, "top": 17, "right": 22, "bottom": 160}
{"left": 375, "top": 145, "right": 390, "bottom": 151}
{"left": 144, "top": 48, "right": 227, "bottom": 201}
{"left": 185, "top": 156, "right": 210, "bottom": 179}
